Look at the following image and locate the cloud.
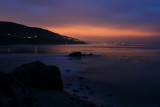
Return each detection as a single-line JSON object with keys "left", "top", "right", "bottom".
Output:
{"left": 1, "top": 0, "right": 160, "bottom": 35}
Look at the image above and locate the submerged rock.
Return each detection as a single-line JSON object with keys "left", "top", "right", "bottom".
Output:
{"left": 11, "top": 61, "right": 63, "bottom": 90}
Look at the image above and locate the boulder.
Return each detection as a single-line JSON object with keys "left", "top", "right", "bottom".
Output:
{"left": 69, "top": 52, "right": 93, "bottom": 57}
{"left": 11, "top": 61, "right": 63, "bottom": 90}
{"left": 69, "top": 52, "right": 86, "bottom": 57}
{"left": 0, "top": 72, "right": 25, "bottom": 100}
{"left": 0, "top": 72, "right": 13, "bottom": 97}
{"left": 88, "top": 53, "right": 93, "bottom": 56}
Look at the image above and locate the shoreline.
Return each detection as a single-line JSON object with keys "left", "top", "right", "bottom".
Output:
{"left": 1, "top": 45, "right": 160, "bottom": 107}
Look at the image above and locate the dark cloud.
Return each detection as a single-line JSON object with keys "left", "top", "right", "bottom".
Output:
{"left": 1, "top": 0, "right": 160, "bottom": 34}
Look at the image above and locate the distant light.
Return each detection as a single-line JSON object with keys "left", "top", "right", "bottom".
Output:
{"left": 27, "top": 37, "right": 32, "bottom": 38}
{"left": 8, "top": 34, "right": 11, "bottom": 35}
{"left": 35, "top": 35, "right": 38, "bottom": 38}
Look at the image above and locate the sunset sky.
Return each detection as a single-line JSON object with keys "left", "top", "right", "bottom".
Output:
{"left": 1, "top": 0, "right": 160, "bottom": 41}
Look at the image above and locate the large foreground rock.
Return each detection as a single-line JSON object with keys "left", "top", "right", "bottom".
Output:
{"left": 11, "top": 61, "right": 63, "bottom": 90}
{"left": 0, "top": 72, "right": 12, "bottom": 97}
{"left": 0, "top": 61, "right": 95, "bottom": 107}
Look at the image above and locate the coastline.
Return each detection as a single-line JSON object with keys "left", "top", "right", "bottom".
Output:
{"left": 1, "top": 44, "right": 160, "bottom": 107}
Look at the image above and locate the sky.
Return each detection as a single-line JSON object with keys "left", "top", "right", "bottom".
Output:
{"left": 1, "top": 0, "right": 160, "bottom": 41}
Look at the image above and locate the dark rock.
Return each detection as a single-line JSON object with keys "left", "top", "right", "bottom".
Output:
{"left": 106, "top": 105, "right": 113, "bottom": 107}
{"left": 88, "top": 91, "right": 95, "bottom": 95}
{"left": 78, "top": 77, "right": 84, "bottom": 80}
{"left": 69, "top": 52, "right": 82, "bottom": 56}
{"left": 85, "top": 86, "right": 91, "bottom": 90}
{"left": 88, "top": 53, "right": 93, "bottom": 56}
{"left": 66, "top": 83, "right": 73, "bottom": 86}
{"left": 66, "top": 69, "right": 71, "bottom": 72}
{"left": 69, "top": 96, "right": 75, "bottom": 101}
{"left": 11, "top": 61, "right": 63, "bottom": 90}
{"left": 79, "top": 88, "right": 83, "bottom": 90}
{"left": 73, "top": 89, "right": 79, "bottom": 93}
{"left": 0, "top": 72, "right": 26, "bottom": 100}
{"left": 0, "top": 72, "right": 13, "bottom": 97}
{"left": 24, "top": 97, "right": 35, "bottom": 105}
{"left": 82, "top": 96, "right": 88, "bottom": 99}
{"left": 88, "top": 103, "right": 96, "bottom": 107}
{"left": 69, "top": 52, "right": 94, "bottom": 57}
{"left": 69, "top": 52, "right": 86, "bottom": 57}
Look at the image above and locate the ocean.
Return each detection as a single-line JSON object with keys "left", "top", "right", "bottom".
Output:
{"left": 0, "top": 44, "right": 160, "bottom": 107}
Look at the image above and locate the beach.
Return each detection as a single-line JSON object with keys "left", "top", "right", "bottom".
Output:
{"left": 0, "top": 44, "right": 160, "bottom": 107}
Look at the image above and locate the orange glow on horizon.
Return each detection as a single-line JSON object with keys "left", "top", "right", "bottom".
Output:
{"left": 46, "top": 25, "right": 160, "bottom": 38}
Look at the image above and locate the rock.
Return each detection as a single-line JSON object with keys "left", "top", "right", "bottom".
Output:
{"left": 88, "top": 53, "right": 93, "bottom": 56}
{"left": 69, "top": 52, "right": 93, "bottom": 57}
{"left": 82, "top": 96, "right": 89, "bottom": 99}
{"left": 73, "top": 89, "right": 79, "bottom": 93}
{"left": 88, "top": 103, "right": 96, "bottom": 107}
{"left": 0, "top": 72, "right": 13, "bottom": 97}
{"left": 23, "top": 97, "right": 36, "bottom": 105}
{"left": 85, "top": 86, "right": 91, "bottom": 90}
{"left": 66, "top": 69, "right": 71, "bottom": 72}
{"left": 0, "top": 72, "right": 26, "bottom": 100}
{"left": 11, "top": 61, "right": 63, "bottom": 90}
{"left": 78, "top": 76, "right": 84, "bottom": 80}
{"left": 66, "top": 83, "right": 73, "bottom": 86}
{"left": 69, "top": 52, "right": 85, "bottom": 57}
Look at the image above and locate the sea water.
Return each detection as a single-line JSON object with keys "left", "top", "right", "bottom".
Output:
{"left": 0, "top": 44, "right": 160, "bottom": 107}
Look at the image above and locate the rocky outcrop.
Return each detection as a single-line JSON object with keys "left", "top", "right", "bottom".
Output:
{"left": 11, "top": 61, "right": 63, "bottom": 90}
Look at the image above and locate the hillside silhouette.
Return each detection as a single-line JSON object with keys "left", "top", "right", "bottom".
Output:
{"left": 0, "top": 21, "right": 86, "bottom": 44}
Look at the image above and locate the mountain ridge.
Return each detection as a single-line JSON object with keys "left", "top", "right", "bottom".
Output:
{"left": 0, "top": 21, "right": 86, "bottom": 44}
